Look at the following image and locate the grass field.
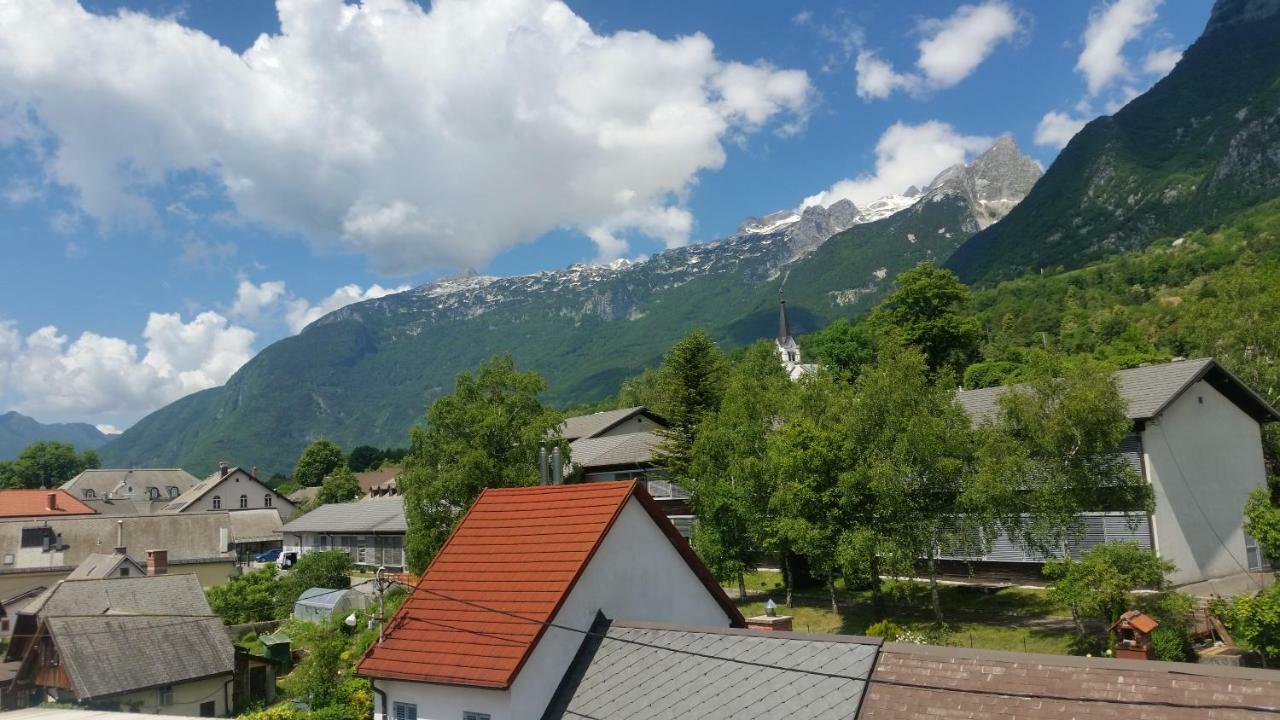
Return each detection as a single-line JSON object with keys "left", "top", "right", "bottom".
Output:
{"left": 731, "top": 572, "right": 1077, "bottom": 655}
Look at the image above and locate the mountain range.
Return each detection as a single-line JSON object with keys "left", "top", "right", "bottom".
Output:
{"left": 0, "top": 411, "right": 112, "bottom": 460}
{"left": 100, "top": 0, "right": 1280, "bottom": 475}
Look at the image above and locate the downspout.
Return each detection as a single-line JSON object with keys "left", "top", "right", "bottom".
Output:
{"left": 370, "top": 678, "right": 388, "bottom": 720}
{"left": 223, "top": 675, "right": 235, "bottom": 717}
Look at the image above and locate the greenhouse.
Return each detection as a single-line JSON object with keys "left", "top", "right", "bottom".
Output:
{"left": 292, "top": 586, "right": 370, "bottom": 621}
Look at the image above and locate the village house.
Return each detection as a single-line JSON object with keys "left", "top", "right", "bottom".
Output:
{"left": 357, "top": 481, "right": 742, "bottom": 720}
{"left": 2, "top": 573, "right": 235, "bottom": 716}
{"left": 561, "top": 407, "right": 691, "bottom": 534}
{"left": 949, "top": 358, "right": 1277, "bottom": 586}
{"left": 0, "top": 491, "right": 95, "bottom": 520}
{"left": 161, "top": 463, "right": 295, "bottom": 519}
{"left": 61, "top": 469, "right": 200, "bottom": 514}
{"left": 0, "top": 510, "right": 281, "bottom": 599}
{"left": 279, "top": 496, "right": 407, "bottom": 569}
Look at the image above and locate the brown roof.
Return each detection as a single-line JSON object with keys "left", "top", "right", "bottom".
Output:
{"left": 357, "top": 481, "right": 743, "bottom": 689}
{"left": 0, "top": 490, "right": 95, "bottom": 518}
{"left": 1111, "top": 609, "right": 1159, "bottom": 634}
{"left": 355, "top": 467, "right": 401, "bottom": 494}
{"left": 860, "top": 643, "right": 1280, "bottom": 719}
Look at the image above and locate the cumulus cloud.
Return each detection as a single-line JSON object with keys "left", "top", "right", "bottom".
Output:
{"left": 283, "top": 283, "right": 411, "bottom": 333}
{"left": 803, "top": 121, "right": 994, "bottom": 208}
{"left": 2, "top": 312, "right": 255, "bottom": 423}
{"left": 854, "top": 1, "right": 1020, "bottom": 100}
{"left": 1077, "top": 0, "right": 1161, "bottom": 95}
{"left": 230, "top": 279, "right": 288, "bottom": 324}
{"left": 1033, "top": 111, "right": 1090, "bottom": 149}
{"left": 1142, "top": 46, "right": 1182, "bottom": 76}
{"left": 0, "top": 0, "right": 810, "bottom": 270}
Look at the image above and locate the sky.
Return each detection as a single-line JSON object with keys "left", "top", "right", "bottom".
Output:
{"left": 0, "top": 0, "right": 1214, "bottom": 431}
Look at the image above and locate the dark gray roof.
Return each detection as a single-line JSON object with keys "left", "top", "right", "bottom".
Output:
{"left": 956, "top": 358, "right": 1280, "bottom": 423}
{"left": 36, "top": 574, "right": 214, "bottom": 618}
{"left": 46, "top": 615, "right": 233, "bottom": 699}
{"left": 570, "top": 431, "right": 661, "bottom": 470}
{"left": 228, "top": 509, "right": 285, "bottom": 542}
{"left": 61, "top": 469, "right": 199, "bottom": 500}
{"left": 543, "top": 621, "right": 880, "bottom": 720}
{"left": 64, "top": 553, "right": 144, "bottom": 581}
{"left": 561, "top": 407, "right": 659, "bottom": 441}
{"left": 160, "top": 466, "right": 290, "bottom": 513}
{"left": 280, "top": 496, "right": 406, "bottom": 534}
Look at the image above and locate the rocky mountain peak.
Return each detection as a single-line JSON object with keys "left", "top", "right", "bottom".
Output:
{"left": 1205, "top": 0, "right": 1280, "bottom": 36}
{"left": 923, "top": 137, "right": 1043, "bottom": 229}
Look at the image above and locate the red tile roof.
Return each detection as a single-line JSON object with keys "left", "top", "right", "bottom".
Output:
{"left": 357, "top": 480, "right": 742, "bottom": 688}
{"left": 0, "top": 490, "right": 95, "bottom": 518}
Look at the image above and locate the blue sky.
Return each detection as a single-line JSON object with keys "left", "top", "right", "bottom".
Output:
{"left": 0, "top": 0, "right": 1212, "bottom": 429}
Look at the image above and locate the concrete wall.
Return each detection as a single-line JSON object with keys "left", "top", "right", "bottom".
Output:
{"left": 377, "top": 496, "right": 734, "bottom": 720}
{"left": 102, "top": 673, "right": 232, "bottom": 717}
{"left": 182, "top": 471, "right": 295, "bottom": 518}
{"left": 1143, "top": 380, "right": 1269, "bottom": 585}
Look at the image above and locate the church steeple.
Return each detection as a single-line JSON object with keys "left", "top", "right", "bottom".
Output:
{"left": 778, "top": 289, "right": 792, "bottom": 344}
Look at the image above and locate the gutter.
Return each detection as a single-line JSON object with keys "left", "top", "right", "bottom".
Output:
{"left": 370, "top": 677, "right": 388, "bottom": 720}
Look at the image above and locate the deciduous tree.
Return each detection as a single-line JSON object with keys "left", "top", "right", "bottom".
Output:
{"left": 316, "top": 465, "right": 361, "bottom": 505}
{"left": 1044, "top": 541, "right": 1174, "bottom": 636}
{"left": 868, "top": 262, "right": 981, "bottom": 375}
{"left": 294, "top": 440, "right": 346, "bottom": 488}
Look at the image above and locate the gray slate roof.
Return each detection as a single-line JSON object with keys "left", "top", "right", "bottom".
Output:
{"left": 570, "top": 431, "right": 661, "bottom": 470}
{"left": 543, "top": 621, "right": 880, "bottom": 720}
{"left": 64, "top": 553, "right": 144, "bottom": 581}
{"left": 228, "top": 508, "right": 286, "bottom": 542}
{"left": 280, "top": 496, "right": 406, "bottom": 534}
{"left": 47, "top": 614, "right": 233, "bottom": 699}
{"left": 561, "top": 407, "right": 653, "bottom": 441}
{"left": 61, "top": 469, "right": 198, "bottom": 500}
{"left": 956, "top": 358, "right": 1280, "bottom": 423}
{"left": 36, "top": 573, "right": 214, "bottom": 618}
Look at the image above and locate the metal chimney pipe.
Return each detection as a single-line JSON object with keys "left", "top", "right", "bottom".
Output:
{"left": 551, "top": 447, "right": 563, "bottom": 485}
{"left": 538, "top": 447, "right": 549, "bottom": 486}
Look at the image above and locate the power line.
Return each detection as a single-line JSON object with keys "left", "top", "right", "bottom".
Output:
{"left": 383, "top": 579, "right": 1280, "bottom": 715}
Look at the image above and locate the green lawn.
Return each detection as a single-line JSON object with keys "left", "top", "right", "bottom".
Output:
{"left": 732, "top": 572, "right": 1076, "bottom": 655}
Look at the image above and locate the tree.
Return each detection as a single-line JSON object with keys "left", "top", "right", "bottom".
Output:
{"left": 1044, "top": 542, "right": 1174, "bottom": 637}
{"left": 975, "top": 352, "right": 1154, "bottom": 556}
{"left": 279, "top": 549, "right": 353, "bottom": 610}
{"left": 652, "top": 329, "right": 729, "bottom": 481}
{"left": 1, "top": 441, "right": 100, "bottom": 488}
{"left": 294, "top": 441, "right": 346, "bottom": 488}
{"left": 316, "top": 466, "right": 361, "bottom": 505}
{"left": 686, "top": 342, "right": 789, "bottom": 599}
{"left": 1244, "top": 483, "right": 1280, "bottom": 560}
{"left": 832, "top": 344, "right": 978, "bottom": 623}
{"left": 868, "top": 262, "right": 981, "bottom": 374}
{"left": 207, "top": 567, "right": 286, "bottom": 623}
{"left": 1221, "top": 583, "right": 1280, "bottom": 667}
{"left": 346, "top": 446, "right": 384, "bottom": 473}
{"left": 400, "top": 355, "right": 565, "bottom": 572}
{"left": 801, "top": 319, "right": 876, "bottom": 380}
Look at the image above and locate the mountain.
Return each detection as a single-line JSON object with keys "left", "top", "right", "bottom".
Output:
{"left": 100, "top": 140, "right": 1041, "bottom": 475}
{"left": 948, "top": 0, "right": 1280, "bottom": 284}
{"left": 0, "top": 411, "right": 113, "bottom": 459}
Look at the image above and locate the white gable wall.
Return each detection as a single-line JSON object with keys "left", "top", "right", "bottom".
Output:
{"left": 1142, "top": 379, "right": 1269, "bottom": 585}
{"left": 375, "top": 496, "right": 735, "bottom": 720}
{"left": 178, "top": 470, "right": 295, "bottom": 518}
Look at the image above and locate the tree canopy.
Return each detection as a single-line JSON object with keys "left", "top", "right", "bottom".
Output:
{"left": 652, "top": 328, "right": 728, "bottom": 481}
{"left": 400, "top": 355, "right": 565, "bottom": 572}
{"left": 0, "top": 441, "right": 99, "bottom": 489}
{"left": 293, "top": 440, "right": 346, "bottom": 488}
{"left": 316, "top": 465, "right": 361, "bottom": 505}
{"left": 868, "top": 262, "right": 981, "bottom": 374}
{"left": 1044, "top": 541, "right": 1174, "bottom": 636}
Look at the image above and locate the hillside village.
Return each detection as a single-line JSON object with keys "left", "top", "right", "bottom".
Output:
{"left": 3, "top": 0, "right": 1280, "bottom": 719}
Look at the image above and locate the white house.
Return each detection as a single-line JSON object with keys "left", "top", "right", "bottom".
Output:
{"left": 279, "top": 497, "right": 407, "bottom": 569}
{"left": 357, "top": 481, "right": 743, "bottom": 720}
{"left": 162, "top": 463, "right": 295, "bottom": 519}
{"left": 952, "top": 358, "right": 1278, "bottom": 585}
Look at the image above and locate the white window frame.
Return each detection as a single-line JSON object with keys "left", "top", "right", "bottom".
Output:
{"left": 239, "top": 494, "right": 249, "bottom": 509}
{"left": 265, "top": 494, "right": 273, "bottom": 508}
{"left": 392, "top": 702, "right": 417, "bottom": 720}
{"left": 463, "top": 713, "right": 490, "bottom": 720}
{"left": 212, "top": 495, "right": 222, "bottom": 510}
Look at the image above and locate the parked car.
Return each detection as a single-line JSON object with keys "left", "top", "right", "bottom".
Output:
{"left": 278, "top": 551, "right": 299, "bottom": 570}
{"left": 254, "top": 548, "right": 281, "bottom": 563}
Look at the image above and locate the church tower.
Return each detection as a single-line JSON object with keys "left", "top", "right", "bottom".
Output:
{"left": 775, "top": 291, "right": 815, "bottom": 380}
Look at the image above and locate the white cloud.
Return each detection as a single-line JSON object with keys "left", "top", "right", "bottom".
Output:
{"left": 792, "top": 10, "right": 813, "bottom": 26}
{"left": 230, "top": 279, "right": 287, "bottom": 324}
{"left": 0, "top": 0, "right": 811, "bottom": 269}
{"left": 803, "top": 121, "right": 994, "bottom": 208}
{"left": 1077, "top": 0, "right": 1161, "bottom": 95}
{"left": 854, "top": 1, "right": 1020, "bottom": 100}
{"left": 1033, "top": 111, "right": 1089, "bottom": 148}
{"left": 284, "top": 283, "right": 411, "bottom": 333}
{"left": 3, "top": 312, "right": 255, "bottom": 423}
{"left": 585, "top": 206, "right": 694, "bottom": 263}
{"left": 1142, "top": 46, "right": 1182, "bottom": 76}
{"left": 177, "top": 238, "right": 237, "bottom": 268}
{"left": 94, "top": 424, "right": 122, "bottom": 435}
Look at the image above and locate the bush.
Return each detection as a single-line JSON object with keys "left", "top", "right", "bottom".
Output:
{"left": 1151, "top": 624, "right": 1193, "bottom": 663}
{"left": 240, "top": 704, "right": 303, "bottom": 720}
{"left": 865, "top": 620, "right": 903, "bottom": 641}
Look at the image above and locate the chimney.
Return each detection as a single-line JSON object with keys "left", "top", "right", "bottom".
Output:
{"left": 114, "top": 519, "right": 126, "bottom": 555}
{"left": 745, "top": 599, "right": 793, "bottom": 632}
{"left": 551, "top": 447, "right": 563, "bottom": 485}
{"left": 146, "top": 549, "right": 168, "bottom": 576}
{"left": 46, "top": 492, "right": 58, "bottom": 512}
{"left": 539, "top": 447, "right": 549, "bottom": 485}
{"left": 219, "top": 461, "right": 230, "bottom": 478}
{"left": 252, "top": 466, "right": 258, "bottom": 479}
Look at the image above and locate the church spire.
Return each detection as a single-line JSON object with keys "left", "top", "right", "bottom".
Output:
{"left": 778, "top": 289, "right": 792, "bottom": 343}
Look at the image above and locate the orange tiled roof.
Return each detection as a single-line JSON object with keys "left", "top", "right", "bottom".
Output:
{"left": 0, "top": 489, "right": 96, "bottom": 518}
{"left": 357, "top": 480, "right": 741, "bottom": 688}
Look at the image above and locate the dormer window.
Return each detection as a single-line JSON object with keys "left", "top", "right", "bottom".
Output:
{"left": 167, "top": 486, "right": 179, "bottom": 498}
{"left": 83, "top": 489, "right": 96, "bottom": 499}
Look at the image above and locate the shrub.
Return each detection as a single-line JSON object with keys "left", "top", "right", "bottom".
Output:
{"left": 865, "top": 620, "right": 903, "bottom": 641}
{"left": 1151, "top": 624, "right": 1193, "bottom": 663}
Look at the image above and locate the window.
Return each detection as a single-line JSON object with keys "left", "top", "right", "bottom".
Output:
{"left": 158, "top": 685, "right": 173, "bottom": 705}
{"left": 199, "top": 701, "right": 216, "bottom": 717}
{"left": 148, "top": 487, "right": 161, "bottom": 500}
{"left": 20, "top": 527, "right": 55, "bottom": 549}
{"left": 392, "top": 702, "right": 417, "bottom": 720}
{"left": 264, "top": 494, "right": 273, "bottom": 508}
{"left": 168, "top": 486, "right": 180, "bottom": 498}
{"left": 463, "top": 713, "right": 490, "bottom": 720}
{"left": 239, "top": 494, "right": 249, "bottom": 509}
{"left": 119, "top": 567, "right": 130, "bottom": 577}
{"left": 83, "top": 489, "right": 96, "bottom": 499}
{"left": 212, "top": 495, "right": 222, "bottom": 510}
